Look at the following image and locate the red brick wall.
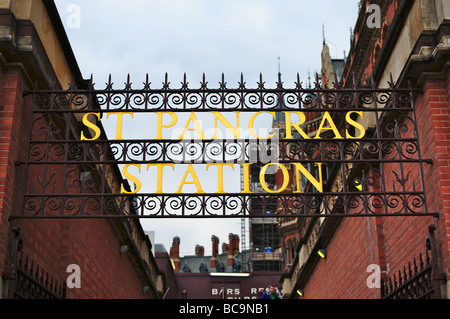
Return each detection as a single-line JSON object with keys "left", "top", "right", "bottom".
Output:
{"left": 0, "top": 68, "right": 31, "bottom": 276}
{"left": 301, "top": 73, "right": 450, "bottom": 298}
{"left": 0, "top": 67, "right": 152, "bottom": 299}
{"left": 15, "top": 218, "right": 151, "bottom": 299}
{"left": 411, "top": 75, "right": 450, "bottom": 280}
{"left": 376, "top": 75, "right": 444, "bottom": 285}
{"left": 302, "top": 218, "right": 381, "bottom": 299}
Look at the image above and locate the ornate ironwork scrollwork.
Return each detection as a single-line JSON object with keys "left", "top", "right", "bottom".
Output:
{"left": 15, "top": 74, "right": 435, "bottom": 219}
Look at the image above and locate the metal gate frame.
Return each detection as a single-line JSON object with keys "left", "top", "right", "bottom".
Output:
{"left": 11, "top": 73, "right": 437, "bottom": 220}
{"left": 2, "top": 225, "right": 66, "bottom": 299}
{"left": 381, "top": 225, "right": 446, "bottom": 299}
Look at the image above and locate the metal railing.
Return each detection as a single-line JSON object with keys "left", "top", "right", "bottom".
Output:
{"left": 381, "top": 225, "right": 445, "bottom": 299}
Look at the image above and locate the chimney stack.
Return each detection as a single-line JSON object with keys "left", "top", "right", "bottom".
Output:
{"left": 170, "top": 236, "right": 181, "bottom": 272}
{"left": 222, "top": 242, "right": 229, "bottom": 254}
{"left": 228, "top": 233, "right": 240, "bottom": 266}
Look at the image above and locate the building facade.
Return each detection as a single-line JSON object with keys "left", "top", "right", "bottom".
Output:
{"left": 157, "top": 236, "right": 282, "bottom": 299}
{"left": 2, "top": 0, "right": 449, "bottom": 300}
{"left": 281, "top": 0, "right": 450, "bottom": 299}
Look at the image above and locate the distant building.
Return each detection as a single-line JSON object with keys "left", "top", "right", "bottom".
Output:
{"left": 277, "top": 41, "right": 346, "bottom": 275}
{"left": 170, "top": 234, "right": 247, "bottom": 274}
{"left": 155, "top": 235, "right": 282, "bottom": 299}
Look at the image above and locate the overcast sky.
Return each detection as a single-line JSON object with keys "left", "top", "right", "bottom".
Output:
{"left": 55, "top": 0, "right": 359, "bottom": 257}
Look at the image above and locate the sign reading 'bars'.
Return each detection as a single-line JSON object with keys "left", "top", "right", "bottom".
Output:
{"left": 15, "top": 73, "right": 436, "bottom": 219}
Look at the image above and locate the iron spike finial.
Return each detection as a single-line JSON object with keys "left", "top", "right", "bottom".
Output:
{"left": 370, "top": 73, "right": 376, "bottom": 89}
{"left": 88, "top": 74, "right": 94, "bottom": 90}
{"left": 295, "top": 73, "right": 302, "bottom": 89}
{"left": 389, "top": 72, "right": 396, "bottom": 89}
{"left": 220, "top": 73, "right": 226, "bottom": 89}
{"left": 314, "top": 72, "right": 321, "bottom": 89}
{"left": 182, "top": 73, "right": 188, "bottom": 89}
{"left": 277, "top": 71, "right": 283, "bottom": 89}
{"left": 201, "top": 73, "right": 208, "bottom": 89}
{"left": 258, "top": 73, "right": 264, "bottom": 89}
{"left": 106, "top": 74, "right": 113, "bottom": 90}
{"left": 239, "top": 72, "right": 245, "bottom": 89}
{"left": 125, "top": 73, "right": 132, "bottom": 90}
{"left": 69, "top": 75, "right": 76, "bottom": 90}
{"left": 144, "top": 73, "right": 151, "bottom": 89}
{"left": 163, "top": 73, "right": 170, "bottom": 89}
{"left": 333, "top": 72, "right": 339, "bottom": 89}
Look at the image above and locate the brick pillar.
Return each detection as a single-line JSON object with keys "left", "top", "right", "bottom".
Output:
{"left": 415, "top": 75, "right": 450, "bottom": 280}
{"left": 0, "top": 68, "right": 32, "bottom": 278}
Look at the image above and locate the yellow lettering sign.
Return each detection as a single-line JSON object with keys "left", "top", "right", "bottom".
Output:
{"left": 82, "top": 110, "right": 366, "bottom": 141}
{"left": 240, "top": 163, "right": 253, "bottom": 194}
{"left": 81, "top": 112, "right": 101, "bottom": 141}
{"left": 206, "top": 163, "right": 235, "bottom": 193}
{"left": 259, "top": 163, "right": 289, "bottom": 193}
{"left": 120, "top": 164, "right": 142, "bottom": 194}
{"left": 146, "top": 163, "right": 175, "bottom": 193}
{"left": 293, "top": 163, "right": 323, "bottom": 193}
{"left": 345, "top": 111, "right": 366, "bottom": 139}
{"left": 156, "top": 112, "right": 177, "bottom": 139}
{"left": 176, "top": 164, "right": 205, "bottom": 193}
{"left": 248, "top": 111, "right": 276, "bottom": 139}
{"left": 315, "top": 111, "right": 343, "bottom": 139}
{"left": 284, "top": 111, "right": 310, "bottom": 139}
{"left": 89, "top": 110, "right": 369, "bottom": 196}
{"left": 178, "top": 112, "right": 206, "bottom": 139}
{"left": 212, "top": 111, "right": 241, "bottom": 139}
{"left": 106, "top": 112, "right": 134, "bottom": 140}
